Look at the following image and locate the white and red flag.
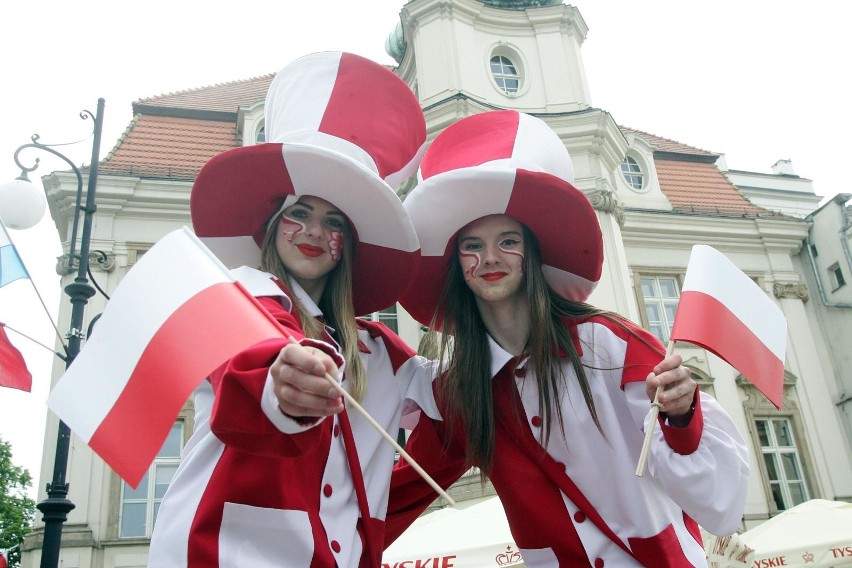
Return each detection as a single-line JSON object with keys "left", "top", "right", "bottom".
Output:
{"left": 47, "top": 227, "right": 286, "bottom": 487}
{"left": 0, "top": 323, "right": 32, "bottom": 392}
{"left": 670, "top": 245, "right": 787, "bottom": 409}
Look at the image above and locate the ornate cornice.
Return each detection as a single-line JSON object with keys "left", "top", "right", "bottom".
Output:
{"left": 773, "top": 282, "right": 809, "bottom": 303}
{"left": 56, "top": 251, "right": 116, "bottom": 276}
{"left": 586, "top": 189, "right": 625, "bottom": 227}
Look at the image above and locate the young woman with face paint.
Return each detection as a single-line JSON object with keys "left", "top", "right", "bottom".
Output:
{"left": 384, "top": 111, "right": 750, "bottom": 568}
{"left": 148, "top": 52, "right": 440, "bottom": 568}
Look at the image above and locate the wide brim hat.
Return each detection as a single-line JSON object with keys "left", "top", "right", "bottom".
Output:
{"left": 400, "top": 110, "right": 603, "bottom": 327}
{"left": 191, "top": 51, "right": 426, "bottom": 315}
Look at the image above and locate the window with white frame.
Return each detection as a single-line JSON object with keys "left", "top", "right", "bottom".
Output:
{"left": 620, "top": 155, "right": 645, "bottom": 190}
{"left": 256, "top": 125, "right": 266, "bottom": 144}
{"left": 755, "top": 417, "right": 809, "bottom": 510}
{"left": 490, "top": 55, "right": 521, "bottom": 95}
{"left": 119, "top": 421, "right": 184, "bottom": 538}
{"left": 639, "top": 276, "right": 680, "bottom": 343}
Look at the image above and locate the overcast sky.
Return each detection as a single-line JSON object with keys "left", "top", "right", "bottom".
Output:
{"left": 1, "top": 1, "right": 848, "bottom": 499}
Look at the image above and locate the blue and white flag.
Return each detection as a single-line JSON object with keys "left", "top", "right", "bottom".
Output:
{"left": 0, "top": 220, "right": 30, "bottom": 288}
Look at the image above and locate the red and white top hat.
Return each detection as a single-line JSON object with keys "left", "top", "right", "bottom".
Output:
{"left": 400, "top": 110, "right": 604, "bottom": 326}
{"left": 191, "top": 52, "right": 426, "bottom": 315}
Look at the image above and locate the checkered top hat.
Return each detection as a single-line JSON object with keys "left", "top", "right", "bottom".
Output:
{"left": 191, "top": 51, "right": 426, "bottom": 315}
{"left": 400, "top": 110, "right": 604, "bottom": 326}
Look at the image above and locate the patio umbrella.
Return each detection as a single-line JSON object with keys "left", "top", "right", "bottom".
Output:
{"left": 383, "top": 497, "right": 522, "bottom": 568}
{"left": 738, "top": 499, "right": 852, "bottom": 567}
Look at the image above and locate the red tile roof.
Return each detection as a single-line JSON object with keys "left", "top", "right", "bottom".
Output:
{"left": 621, "top": 127, "right": 716, "bottom": 157}
{"left": 134, "top": 75, "right": 274, "bottom": 115}
{"left": 654, "top": 159, "right": 774, "bottom": 218}
{"left": 99, "top": 115, "right": 238, "bottom": 179}
{"left": 97, "top": 77, "right": 789, "bottom": 219}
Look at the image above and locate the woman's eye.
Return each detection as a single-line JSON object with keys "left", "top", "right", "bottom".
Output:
{"left": 460, "top": 243, "right": 481, "bottom": 252}
{"left": 326, "top": 217, "right": 344, "bottom": 229}
{"left": 285, "top": 208, "right": 309, "bottom": 220}
{"left": 500, "top": 239, "right": 520, "bottom": 247}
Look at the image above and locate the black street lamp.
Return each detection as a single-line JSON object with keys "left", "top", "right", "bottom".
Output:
{"left": 0, "top": 98, "right": 105, "bottom": 568}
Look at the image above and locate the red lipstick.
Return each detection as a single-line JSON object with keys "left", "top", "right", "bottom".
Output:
{"left": 481, "top": 272, "right": 507, "bottom": 281}
{"left": 297, "top": 244, "right": 325, "bottom": 257}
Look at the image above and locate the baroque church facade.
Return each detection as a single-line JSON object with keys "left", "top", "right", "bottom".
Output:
{"left": 22, "top": 0, "right": 852, "bottom": 565}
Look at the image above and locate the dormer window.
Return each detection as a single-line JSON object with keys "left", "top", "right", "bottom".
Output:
{"left": 620, "top": 155, "right": 645, "bottom": 191}
{"left": 256, "top": 126, "right": 266, "bottom": 144}
{"left": 490, "top": 55, "right": 520, "bottom": 95}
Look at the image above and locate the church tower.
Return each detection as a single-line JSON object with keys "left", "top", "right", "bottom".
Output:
{"left": 388, "top": 0, "right": 641, "bottom": 318}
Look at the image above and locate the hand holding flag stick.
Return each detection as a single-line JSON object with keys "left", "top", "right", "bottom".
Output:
{"left": 635, "top": 245, "right": 787, "bottom": 477}
{"left": 635, "top": 340, "right": 675, "bottom": 476}
{"left": 282, "top": 331, "right": 457, "bottom": 508}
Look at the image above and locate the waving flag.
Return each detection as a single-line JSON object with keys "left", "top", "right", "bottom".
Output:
{"left": 0, "top": 324, "right": 32, "bottom": 392}
{"left": 0, "top": 220, "right": 30, "bottom": 288}
{"left": 47, "top": 227, "right": 287, "bottom": 487}
{"left": 670, "top": 245, "right": 787, "bottom": 409}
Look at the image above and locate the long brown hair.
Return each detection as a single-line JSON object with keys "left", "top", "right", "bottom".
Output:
{"left": 260, "top": 209, "right": 367, "bottom": 401}
{"left": 432, "top": 225, "right": 645, "bottom": 474}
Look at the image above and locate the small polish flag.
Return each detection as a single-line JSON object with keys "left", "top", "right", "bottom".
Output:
{"left": 0, "top": 548, "right": 7, "bottom": 568}
{"left": 47, "top": 227, "right": 286, "bottom": 487}
{"left": 0, "top": 323, "right": 32, "bottom": 392}
{"left": 671, "top": 245, "right": 787, "bottom": 409}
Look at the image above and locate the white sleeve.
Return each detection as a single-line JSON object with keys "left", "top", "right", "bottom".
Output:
{"left": 396, "top": 355, "right": 444, "bottom": 430}
{"left": 626, "top": 383, "right": 750, "bottom": 535}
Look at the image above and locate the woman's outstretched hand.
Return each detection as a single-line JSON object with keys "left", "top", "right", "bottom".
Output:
{"left": 271, "top": 343, "right": 345, "bottom": 417}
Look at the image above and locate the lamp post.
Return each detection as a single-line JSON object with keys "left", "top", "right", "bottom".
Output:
{"left": 0, "top": 98, "right": 105, "bottom": 568}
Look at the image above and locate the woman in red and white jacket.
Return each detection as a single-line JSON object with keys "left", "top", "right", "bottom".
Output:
{"left": 148, "top": 51, "right": 439, "bottom": 568}
{"left": 384, "top": 110, "right": 750, "bottom": 568}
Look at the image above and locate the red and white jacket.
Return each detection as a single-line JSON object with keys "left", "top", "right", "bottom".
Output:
{"left": 386, "top": 316, "right": 749, "bottom": 568}
{"left": 149, "top": 268, "right": 439, "bottom": 568}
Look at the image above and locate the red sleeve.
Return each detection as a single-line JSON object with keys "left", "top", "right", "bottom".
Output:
{"left": 384, "top": 411, "right": 468, "bottom": 548}
{"left": 659, "top": 387, "right": 704, "bottom": 454}
{"left": 209, "top": 296, "right": 324, "bottom": 457}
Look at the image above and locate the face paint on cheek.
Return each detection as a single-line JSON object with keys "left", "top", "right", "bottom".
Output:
{"left": 328, "top": 231, "right": 343, "bottom": 262}
{"left": 498, "top": 244, "right": 525, "bottom": 273}
{"left": 459, "top": 251, "right": 481, "bottom": 281}
{"left": 279, "top": 217, "right": 305, "bottom": 241}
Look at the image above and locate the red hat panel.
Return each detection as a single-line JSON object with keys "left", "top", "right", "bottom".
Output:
{"left": 265, "top": 51, "right": 426, "bottom": 189}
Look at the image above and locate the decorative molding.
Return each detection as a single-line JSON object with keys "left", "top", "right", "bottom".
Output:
{"left": 56, "top": 251, "right": 116, "bottom": 276}
{"left": 773, "top": 282, "right": 809, "bottom": 303}
{"left": 586, "top": 189, "right": 625, "bottom": 227}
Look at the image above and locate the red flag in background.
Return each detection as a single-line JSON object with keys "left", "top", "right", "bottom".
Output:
{"left": 47, "top": 227, "right": 287, "bottom": 487}
{"left": 670, "top": 245, "right": 787, "bottom": 409}
{"left": 0, "top": 548, "right": 8, "bottom": 568}
{"left": 0, "top": 323, "right": 31, "bottom": 392}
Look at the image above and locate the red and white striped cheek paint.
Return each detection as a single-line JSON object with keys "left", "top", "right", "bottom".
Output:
{"left": 328, "top": 231, "right": 343, "bottom": 262}
{"left": 460, "top": 250, "right": 481, "bottom": 281}
{"left": 279, "top": 216, "right": 305, "bottom": 241}
{"left": 498, "top": 244, "right": 524, "bottom": 273}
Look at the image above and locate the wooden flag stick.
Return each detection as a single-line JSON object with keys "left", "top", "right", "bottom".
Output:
{"left": 635, "top": 340, "right": 676, "bottom": 477}
{"left": 284, "top": 334, "right": 456, "bottom": 507}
